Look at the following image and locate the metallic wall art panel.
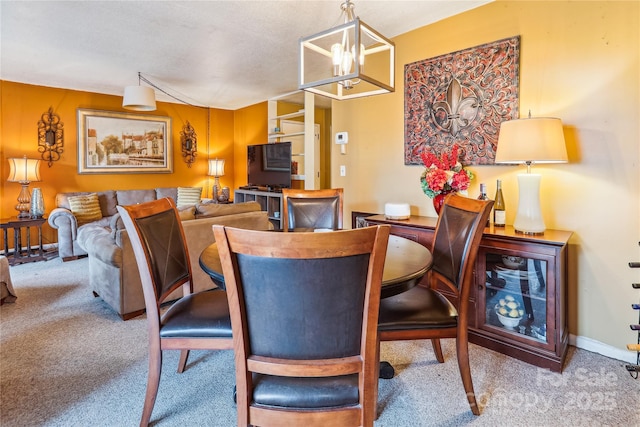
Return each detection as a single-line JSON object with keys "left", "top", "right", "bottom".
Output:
{"left": 404, "top": 36, "right": 520, "bottom": 166}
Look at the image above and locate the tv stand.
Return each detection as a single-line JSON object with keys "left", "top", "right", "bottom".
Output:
{"left": 234, "top": 188, "right": 283, "bottom": 229}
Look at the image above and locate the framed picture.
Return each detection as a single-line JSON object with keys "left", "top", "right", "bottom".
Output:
{"left": 77, "top": 109, "right": 172, "bottom": 174}
{"left": 404, "top": 36, "right": 520, "bottom": 165}
{"left": 263, "top": 143, "right": 290, "bottom": 171}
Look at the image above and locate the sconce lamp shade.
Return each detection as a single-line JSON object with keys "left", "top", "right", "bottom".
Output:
{"left": 495, "top": 117, "right": 568, "bottom": 165}
{"left": 495, "top": 117, "right": 567, "bottom": 234}
{"left": 122, "top": 85, "right": 156, "bottom": 111}
{"left": 7, "top": 157, "right": 41, "bottom": 183}
{"left": 208, "top": 158, "right": 225, "bottom": 177}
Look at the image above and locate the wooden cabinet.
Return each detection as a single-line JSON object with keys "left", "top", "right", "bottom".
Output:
{"left": 234, "top": 189, "right": 283, "bottom": 230}
{"left": 364, "top": 214, "right": 572, "bottom": 372}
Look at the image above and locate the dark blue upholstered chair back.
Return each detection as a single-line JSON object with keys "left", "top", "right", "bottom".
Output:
{"left": 431, "top": 204, "right": 477, "bottom": 291}
{"left": 213, "top": 225, "right": 390, "bottom": 427}
{"left": 135, "top": 208, "right": 191, "bottom": 302}
{"left": 282, "top": 188, "right": 344, "bottom": 231}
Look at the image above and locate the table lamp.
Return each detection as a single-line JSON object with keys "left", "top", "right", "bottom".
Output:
{"left": 7, "top": 156, "right": 41, "bottom": 218}
{"left": 208, "top": 158, "right": 225, "bottom": 203}
{"left": 495, "top": 115, "right": 567, "bottom": 234}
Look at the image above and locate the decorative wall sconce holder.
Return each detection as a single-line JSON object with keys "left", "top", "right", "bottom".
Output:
{"left": 37, "top": 107, "right": 64, "bottom": 167}
{"left": 180, "top": 121, "right": 197, "bottom": 167}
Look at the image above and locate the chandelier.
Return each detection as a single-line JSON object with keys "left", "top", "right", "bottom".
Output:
{"left": 299, "top": 0, "right": 395, "bottom": 100}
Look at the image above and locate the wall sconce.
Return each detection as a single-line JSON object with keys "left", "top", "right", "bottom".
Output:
{"left": 7, "top": 156, "right": 41, "bottom": 218}
{"left": 37, "top": 107, "right": 64, "bottom": 167}
{"left": 180, "top": 121, "right": 197, "bottom": 167}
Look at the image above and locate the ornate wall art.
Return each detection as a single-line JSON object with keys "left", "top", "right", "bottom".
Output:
{"left": 404, "top": 36, "right": 520, "bottom": 165}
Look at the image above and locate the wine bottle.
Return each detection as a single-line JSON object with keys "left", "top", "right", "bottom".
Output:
{"left": 494, "top": 179, "right": 506, "bottom": 227}
{"left": 477, "top": 183, "right": 490, "bottom": 227}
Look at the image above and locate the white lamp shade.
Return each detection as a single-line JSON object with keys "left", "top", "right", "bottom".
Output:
{"left": 122, "top": 86, "right": 156, "bottom": 111}
{"left": 495, "top": 117, "right": 567, "bottom": 164}
{"left": 7, "top": 157, "right": 41, "bottom": 183}
{"left": 208, "top": 159, "right": 225, "bottom": 177}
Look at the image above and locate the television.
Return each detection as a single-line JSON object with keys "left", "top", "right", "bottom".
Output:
{"left": 246, "top": 142, "right": 292, "bottom": 191}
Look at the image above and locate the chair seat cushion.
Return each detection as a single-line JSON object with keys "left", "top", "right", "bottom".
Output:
{"left": 252, "top": 373, "right": 359, "bottom": 409}
{"left": 160, "top": 289, "right": 232, "bottom": 338}
{"left": 378, "top": 285, "right": 458, "bottom": 331}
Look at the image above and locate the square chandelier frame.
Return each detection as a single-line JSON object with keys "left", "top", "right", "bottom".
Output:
{"left": 299, "top": 18, "right": 395, "bottom": 100}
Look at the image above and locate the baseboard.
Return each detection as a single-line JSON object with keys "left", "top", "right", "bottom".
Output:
{"left": 570, "top": 334, "right": 638, "bottom": 364}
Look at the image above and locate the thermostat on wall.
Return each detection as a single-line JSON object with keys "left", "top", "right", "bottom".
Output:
{"left": 335, "top": 131, "right": 348, "bottom": 144}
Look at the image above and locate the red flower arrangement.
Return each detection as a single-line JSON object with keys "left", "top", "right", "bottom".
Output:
{"left": 419, "top": 144, "right": 474, "bottom": 198}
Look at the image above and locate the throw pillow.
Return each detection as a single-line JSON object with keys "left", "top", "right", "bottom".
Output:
{"left": 177, "top": 187, "right": 202, "bottom": 208}
{"left": 68, "top": 193, "right": 103, "bottom": 225}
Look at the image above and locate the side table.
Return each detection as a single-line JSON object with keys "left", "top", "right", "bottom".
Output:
{"left": 0, "top": 216, "right": 57, "bottom": 266}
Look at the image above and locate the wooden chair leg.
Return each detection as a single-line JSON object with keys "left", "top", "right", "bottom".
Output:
{"left": 140, "top": 349, "right": 163, "bottom": 427}
{"left": 431, "top": 339, "right": 445, "bottom": 363}
{"left": 455, "top": 335, "right": 480, "bottom": 415}
{"left": 177, "top": 349, "right": 189, "bottom": 373}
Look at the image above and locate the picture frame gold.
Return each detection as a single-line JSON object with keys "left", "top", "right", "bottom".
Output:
{"left": 77, "top": 108, "right": 172, "bottom": 174}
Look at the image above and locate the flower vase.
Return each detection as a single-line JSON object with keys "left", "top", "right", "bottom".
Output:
{"left": 433, "top": 191, "right": 454, "bottom": 215}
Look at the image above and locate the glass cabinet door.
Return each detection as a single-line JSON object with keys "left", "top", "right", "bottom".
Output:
{"left": 480, "top": 250, "right": 553, "bottom": 347}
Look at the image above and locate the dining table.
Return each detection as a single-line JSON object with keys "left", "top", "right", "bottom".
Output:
{"left": 199, "top": 232, "right": 433, "bottom": 378}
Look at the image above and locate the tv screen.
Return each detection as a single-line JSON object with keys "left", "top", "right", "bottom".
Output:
{"left": 247, "top": 142, "right": 292, "bottom": 190}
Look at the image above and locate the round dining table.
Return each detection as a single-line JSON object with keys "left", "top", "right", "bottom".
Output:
{"left": 199, "top": 232, "right": 433, "bottom": 379}
{"left": 199, "top": 233, "right": 433, "bottom": 299}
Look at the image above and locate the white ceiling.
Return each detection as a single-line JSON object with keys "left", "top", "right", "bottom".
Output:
{"left": 0, "top": 1, "right": 490, "bottom": 110}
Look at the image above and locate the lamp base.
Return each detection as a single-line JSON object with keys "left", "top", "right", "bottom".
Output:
{"left": 15, "top": 183, "right": 32, "bottom": 219}
{"left": 514, "top": 173, "right": 546, "bottom": 234}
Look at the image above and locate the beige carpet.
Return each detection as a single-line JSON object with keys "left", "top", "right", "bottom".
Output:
{"left": 1, "top": 257, "right": 639, "bottom": 426}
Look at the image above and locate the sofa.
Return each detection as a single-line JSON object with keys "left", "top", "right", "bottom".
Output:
{"left": 48, "top": 188, "right": 272, "bottom": 319}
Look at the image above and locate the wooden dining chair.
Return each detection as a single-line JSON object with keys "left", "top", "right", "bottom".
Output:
{"left": 117, "top": 198, "right": 233, "bottom": 427}
{"left": 377, "top": 193, "right": 493, "bottom": 415}
{"left": 281, "top": 188, "right": 343, "bottom": 230}
{"left": 213, "top": 225, "right": 390, "bottom": 427}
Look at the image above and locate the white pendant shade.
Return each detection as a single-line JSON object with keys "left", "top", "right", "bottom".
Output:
{"left": 122, "top": 85, "right": 156, "bottom": 111}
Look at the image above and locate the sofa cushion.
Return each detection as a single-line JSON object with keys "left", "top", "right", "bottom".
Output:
{"left": 156, "top": 187, "right": 178, "bottom": 203}
{"left": 68, "top": 193, "right": 103, "bottom": 225}
{"left": 77, "top": 225, "right": 122, "bottom": 266}
{"left": 177, "top": 187, "right": 202, "bottom": 208}
{"left": 116, "top": 189, "right": 156, "bottom": 206}
{"left": 178, "top": 206, "right": 196, "bottom": 221}
{"left": 196, "top": 201, "right": 261, "bottom": 218}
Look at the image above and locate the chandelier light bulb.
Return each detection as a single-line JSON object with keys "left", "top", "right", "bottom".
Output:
{"left": 342, "top": 50, "right": 353, "bottom": 74}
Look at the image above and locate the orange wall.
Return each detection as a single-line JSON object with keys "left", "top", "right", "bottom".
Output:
{"left": 0, "top": 81, "right": 244, "bottom": 245}
{"left": 232, "top": 101, "right": 268, "bottom": 189}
